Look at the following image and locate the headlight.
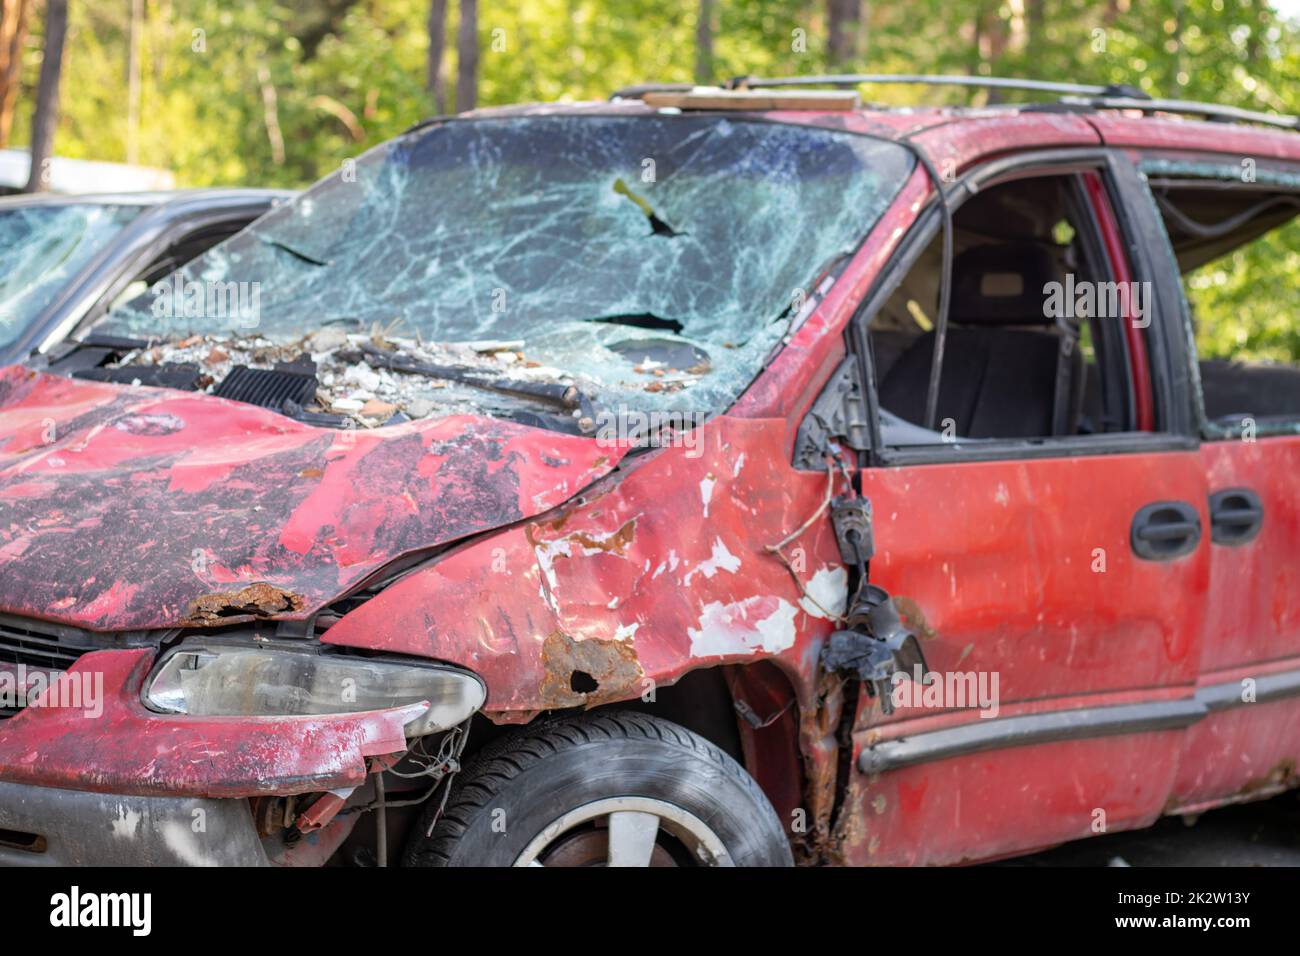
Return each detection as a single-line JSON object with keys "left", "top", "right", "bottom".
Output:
{"left": 143, "top": 642, "right": 485, "bottom": 736}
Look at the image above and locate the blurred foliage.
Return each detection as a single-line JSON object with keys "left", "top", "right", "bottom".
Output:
{"left": 9, "top": 0, "right": 1300, "bottom": 360}
{"left": 1187, "top": 220, "right": 1300, "bottom": 362}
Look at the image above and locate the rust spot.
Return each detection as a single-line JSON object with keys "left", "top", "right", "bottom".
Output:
{"left": 1239, "top": 758, "right": 1297, "bottom": 796}
{"left": 831, "top": 786, "right": 868, "bottom": 863}
{"left": 526, "top": 517, "right": 637, "bottom": 556}
{"left": 565, "top": 518, "right": 637, "bottom": 555}
{"left": 540, "top": 629, "right": 643, "bottom": 708}
{"left": 893, "top": 595, "right": 937, "bottom": 641}
{"left": 298, "top": 467, "right": 324, "bottom": 478}
{"left": 183, "top": 582, "right": 304, "bottom": 624}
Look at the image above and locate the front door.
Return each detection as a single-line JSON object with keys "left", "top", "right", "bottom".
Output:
{"left": 836, "top": 154, "right": 1210, "bottom": 865}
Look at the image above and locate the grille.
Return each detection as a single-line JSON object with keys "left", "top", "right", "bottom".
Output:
{"left": 0, "top": 614, "right": 96, "bottom": 719}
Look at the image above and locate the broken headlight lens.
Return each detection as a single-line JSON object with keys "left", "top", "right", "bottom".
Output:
{"left": 143, "top": 643, "right": 486, "bottom": 736}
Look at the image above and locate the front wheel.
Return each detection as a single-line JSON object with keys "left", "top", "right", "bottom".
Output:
{"left": 404, "top": 711, "right": 793, "bottom": 867}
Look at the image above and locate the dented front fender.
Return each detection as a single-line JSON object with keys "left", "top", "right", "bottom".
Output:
{"left": 324, "top": 415, "right": 850, "bottom": 719}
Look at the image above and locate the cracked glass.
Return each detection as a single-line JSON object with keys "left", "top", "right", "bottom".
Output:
{"left": 0, "top": 202, "right": 142, "bottom": 353}
{"left": 99, "top": 115, "right": 914, "bottom": 415}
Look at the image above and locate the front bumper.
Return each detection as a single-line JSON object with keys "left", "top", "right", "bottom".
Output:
{"left": 0, "top": 780, "right": 268, "bottom": 866}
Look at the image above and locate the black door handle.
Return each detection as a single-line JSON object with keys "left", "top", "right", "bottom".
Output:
{"left": 1131, "top": 501, "right": 1202, "bottom": 560}
{"left": 1209, "top": 488, "right": 1264, "bottom": 545}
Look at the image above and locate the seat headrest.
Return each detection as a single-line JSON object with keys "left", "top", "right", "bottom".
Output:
{"left": 950, "top": 242, "right": 1062, "bottom": 326}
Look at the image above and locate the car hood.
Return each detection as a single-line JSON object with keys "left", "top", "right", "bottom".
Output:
{"left": 0, "top": 366, "right": 624, "bottom": 632}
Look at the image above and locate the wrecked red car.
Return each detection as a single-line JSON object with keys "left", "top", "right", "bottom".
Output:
{"left": 2, "top": 78, "right": 1299, "bottom": 867}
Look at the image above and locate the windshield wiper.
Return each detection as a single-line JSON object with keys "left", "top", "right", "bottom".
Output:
{"left": 43, "top": 332, "right": 160, "bottom": 373}
{"left": 75, "top": 332, "right": 158, "bottom": 350}
{"left": 354, "top": 342, "right": 602, "bottom": 435}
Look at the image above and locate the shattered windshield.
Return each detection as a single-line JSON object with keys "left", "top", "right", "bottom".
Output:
{"left": 0, "top": 202, "right": 142, "bottom": 352}
{"left": 96, "top": 115, "right": 913, "bottom": 423}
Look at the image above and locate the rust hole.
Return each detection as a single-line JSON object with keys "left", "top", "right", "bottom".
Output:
{"left": 540, "top": 630, "right": 642, "bottom": 708}
{"left": 0, "top": 827, "right": 46, "bottom": 853}
{"left": 183, "top": 582, "right": 304, "bottom": 625}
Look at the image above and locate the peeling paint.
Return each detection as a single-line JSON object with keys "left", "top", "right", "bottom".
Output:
{"left": 699, "top": 474, "right": 716, "bottom": 517}
{"left": 0, "top": 366, "right": 626, "bottom": 630}
{"left": 799, "top": 566, "right": 848, "bottom": 620}
{"left": 688, "top": 597, "right": 799, "bottom": 658}
{"left": 682, "top": 537, "right": 740, "bottom": 586}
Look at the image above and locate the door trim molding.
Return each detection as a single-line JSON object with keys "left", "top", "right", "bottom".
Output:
{"left": 1196, "top": 667, "right": 1300, "bottom": 712}
{"left": 857, "top": 666, "right": 1300, "bottom": 773}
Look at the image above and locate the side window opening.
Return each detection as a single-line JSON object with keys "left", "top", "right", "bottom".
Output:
{"left": 1147, "top": 177, "right": 1300, "bottom": 431}
{"left": 869, "top": 172, "right": 1134, "bottom": 446}
{"left": 103, "top": 221, "right": 247, "bottom": 316}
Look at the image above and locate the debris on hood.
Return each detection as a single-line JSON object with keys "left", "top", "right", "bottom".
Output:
{"left": 98, "top": 329, "right": 608, "bottom": 429}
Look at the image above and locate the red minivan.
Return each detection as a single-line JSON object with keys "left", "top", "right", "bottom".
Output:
{"left": 1, "top": 77, "right": 1297, "bottom": 867}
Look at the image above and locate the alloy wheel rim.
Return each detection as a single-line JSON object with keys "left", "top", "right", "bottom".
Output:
{"left": 513, "top": 796, "right": 733, "bottom": 867}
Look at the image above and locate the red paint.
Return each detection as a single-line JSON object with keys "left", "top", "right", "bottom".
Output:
{"left": 1087, "top": 113, "right": 1300, "bottom": 162}
{"left": 0, "top": 366, "right": 625, "bottom": 631}
{"left": 0, "top": 100, "right": 1298, "bottom": 866}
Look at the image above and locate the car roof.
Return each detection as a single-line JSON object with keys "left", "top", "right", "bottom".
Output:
{"left": 436, "top": 93, "right": 1300, "bottom": 171}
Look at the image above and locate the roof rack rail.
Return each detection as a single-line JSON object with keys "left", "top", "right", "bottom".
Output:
{"left": 610, "top": 82, "right": 697, "bottom": 99}
{"left": 613, "top": 73, "right": 1298, "bottom": 132}
{"left": 1059, "top": 94, "right": 1299, "bottom": 131}
{"left": 721, "top": 73, "right": 1149, "bottom": 100}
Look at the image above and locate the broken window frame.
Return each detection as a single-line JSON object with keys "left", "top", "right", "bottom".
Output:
{"left": 1135, "top": 156, "right": 1300, "bottom": 441}
{"left": 843, "top": 148, "right": 1198, "bottom": 468}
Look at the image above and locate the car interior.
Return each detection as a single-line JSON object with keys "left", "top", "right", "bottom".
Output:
{"left": 869, "top": 173, "right": 1131, "bottom": 444}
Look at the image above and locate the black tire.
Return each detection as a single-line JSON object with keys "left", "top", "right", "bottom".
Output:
{"left": 404, "top": 710, "right": 793, "bottom": 867}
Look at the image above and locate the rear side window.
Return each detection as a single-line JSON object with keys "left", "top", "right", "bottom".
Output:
{"left": 1142, "top": 161, "right": 1300, "bottom": 438}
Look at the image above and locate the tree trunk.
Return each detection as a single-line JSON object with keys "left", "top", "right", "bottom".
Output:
{"left": 455, "top": 0, "right": 477, "bottom": 113}
{"left": 0, "top": 0, "right": 30, "bottom": 148}
{"left": 257, "top": 63, "right": 285, "bottom": 166}
{"left": 827, "top": 0, "right": 859, "bottom": 69}
{"left": 127, "top": 0, "right": 142, "bottom": 165}
{"left": 25, "top": 0, "right": 68, "bottom": 193}
{"left": 1026, "top": 0, "right": 1044, "bottom": 59}
{"left": 427, "top": 0, "right": 447, "bottom": 113}
{"left": 694, "top": 0, "right": 713, "bottom": 84}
